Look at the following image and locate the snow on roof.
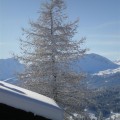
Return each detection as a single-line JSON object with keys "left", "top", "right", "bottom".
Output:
{"left": 0, "top": 81, "right": 63, "bottom": 120}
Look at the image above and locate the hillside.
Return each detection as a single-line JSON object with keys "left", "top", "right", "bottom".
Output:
{"left": 0, "top": 54, "right": 119, "bottom": 78}
{"left": 0, "top": 58, "right": 24, "bottom": 80}
{"left": 114, "top": 60, "right": 120, "bottom": 65}
{"left": 70, "top": 53, "right": 119, "bottom": 74}
{"left": 0, "top": 55, "right": 120, "bottom": 119}
{"left": 86, "top": 72, "right": 120, "bottom": 89}
{"left": 0, "top": 54, "right": 119, "bottom": 88}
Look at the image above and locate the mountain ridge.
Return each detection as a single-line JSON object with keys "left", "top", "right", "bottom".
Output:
{"left": 0, "top": 58, "right": 24, "bottom": 80}
{"left": 70, "top": 53, "right": 119, "bottom": 74}
{"left": 0, "top": 53, "right": 119, "bottom": 80}
{"left": 0, "top": 53, "right": 119, "bottom": 87}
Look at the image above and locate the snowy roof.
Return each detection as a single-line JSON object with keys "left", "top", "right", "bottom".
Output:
{"left": 0, "top": 81, "right": 63, "bottom": 120}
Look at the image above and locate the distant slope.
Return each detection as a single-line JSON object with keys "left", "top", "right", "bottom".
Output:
{"left": 70, "top": 53, "right": 119, "bottom": 74}
{"left": 87, "top": 66, "right": 120, "bottom": 89}
{"left": 0, "top": 54, "right": 119, "bottom": 87}
{"left": 114, "top": 60, "right": 120, "bottom": 65}
{"left": 93, "top": 67, "right": 120, "bottom": 76}
{"left": 0, "top": 58, "right": 24, "bottom": 80}
{"left": 86, "top": 72, "right": 120, "bottom": 89}
{"left": 0, "top": 54, "right": 119, "bottom": 79}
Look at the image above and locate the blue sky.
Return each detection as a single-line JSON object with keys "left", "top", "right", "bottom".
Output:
{"left": 0, "top": 0, "right": 120, "bottom": 60}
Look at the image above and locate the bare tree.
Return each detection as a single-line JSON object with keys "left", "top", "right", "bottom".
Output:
{"left": 16, "top": 0, "right": 87, "bottom": 119}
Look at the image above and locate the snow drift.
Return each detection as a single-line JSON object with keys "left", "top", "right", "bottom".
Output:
{"left": 0, "top": 81, "right": 63, "bottom": 120}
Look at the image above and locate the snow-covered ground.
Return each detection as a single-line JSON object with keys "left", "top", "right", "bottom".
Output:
{"left": 114, "top": 60, "right": 120, "bottom": 65}
{"left": 88, "top": 112, "right": 120, "bottom": 120}
{"left": 93, "top": 67, "right": 120, "bottom": 76}
{"left": 106, "top": 113, "right": 120, "bottom": 120}
{"left": 0, "top": 81, "right": 63, "bottom": 120}
{"left": 88, "top": 113, "right": 97, "bottom": 120}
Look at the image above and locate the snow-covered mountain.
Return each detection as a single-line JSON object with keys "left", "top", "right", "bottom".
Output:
{"left": 88, "top": 61, "right": 120, "bottom": 88}
{"left": 86, "top": 72, "right": 120, "bottom": 89}
{"left": 85, "top": 65, "right": 120, "bottom": 89}
{"left": 93, "top": 67, "right": 120, "bottom": 76}
{"left": 70, "top": 53, "right": 119, "bottom": 74}
{"left": 114, "top": 60, "right": 120, "bottom": 65}
{"left": 0, "top": 58, "right": 24, "bottom": 80}
{"left": 70, "top": 53, "right": 120, "bottom": 89}
{"left": 0, "top": 54, "right": 119, "bottom": 88}
{"left": 1, "top": 53, "right": 119, "bottom": 80}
